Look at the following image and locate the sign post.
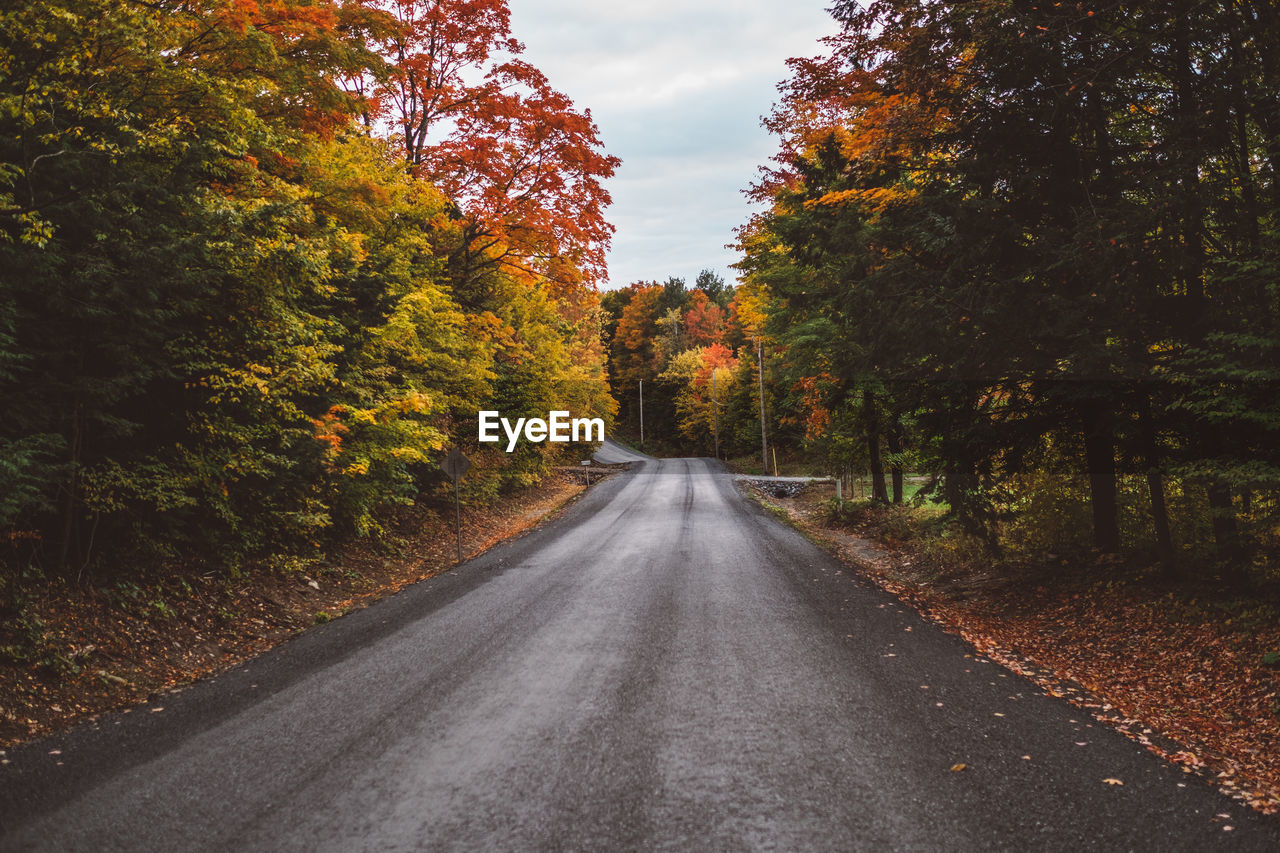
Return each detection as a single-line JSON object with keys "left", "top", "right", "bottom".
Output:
{"left": 440, "top": 447, "right": 472, "bottom": 565}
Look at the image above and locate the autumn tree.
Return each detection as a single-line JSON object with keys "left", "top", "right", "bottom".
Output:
{"left": 659, "top": 344, "right": 740, "bottom": 455}
{"left": 364, "top": 0, "right": 619, "bottom": 290}
{"left": 684, "top": 291, "right": 727, "bottom": 347}
{"left": 1, "top": 0, "right": 617, "bottom": 580}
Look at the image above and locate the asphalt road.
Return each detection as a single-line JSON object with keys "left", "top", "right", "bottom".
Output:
{"left": 3, "top": 444, "right": 1278, "bottom": 851}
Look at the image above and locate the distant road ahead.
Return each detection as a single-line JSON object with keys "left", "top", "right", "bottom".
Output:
{"left": 2, "top": 443, "right": 1277, "bottom": 850}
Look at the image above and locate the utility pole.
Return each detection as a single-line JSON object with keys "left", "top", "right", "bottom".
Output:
{"left": 756, "top": 338, "right": 768, "bottom": 474}
{"left": 712, "top": 369, "right": 720, "bottom": 460}
{"left": 639, "top": 379, "right": 644, "bottom": 446}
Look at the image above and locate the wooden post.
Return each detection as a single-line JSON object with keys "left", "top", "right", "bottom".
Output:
{"left": 712, "top": 369, "right": 720, "bottom": 460}
{"left": 757, "top": 339, "right": 768, "bottom": 474}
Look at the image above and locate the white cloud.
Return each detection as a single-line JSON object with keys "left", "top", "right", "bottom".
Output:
{"left": 506, "top": 1, "right": 836, "bottom": 288}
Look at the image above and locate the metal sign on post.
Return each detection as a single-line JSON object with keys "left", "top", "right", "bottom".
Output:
{"left": 440, "top": 447, "right": 471, "bottom": 564}
{"left": 441, "top": 446, "right": 471, "bottom": 481}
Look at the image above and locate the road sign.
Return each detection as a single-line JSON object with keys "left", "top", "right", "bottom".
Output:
{"left": 441, "top": 447, "right": 471, "bottom": 481}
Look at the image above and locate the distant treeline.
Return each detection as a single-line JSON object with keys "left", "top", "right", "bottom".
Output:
{"left": 0, "top": 0, "right": 616, "bottom": 580}
{"left": 600, "top": 272, "right": 752, "bottom": 456}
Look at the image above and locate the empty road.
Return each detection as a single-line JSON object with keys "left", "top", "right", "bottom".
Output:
{"left": 2, "top": 444, "right": 1277, "bottom": 850}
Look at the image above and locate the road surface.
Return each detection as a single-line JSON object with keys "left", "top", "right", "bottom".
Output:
{"left": 2, "top": 444, "right": 1277, "bottom": 850}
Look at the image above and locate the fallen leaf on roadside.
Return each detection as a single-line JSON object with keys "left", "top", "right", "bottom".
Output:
{"left": 951, "top": 763, "right": 967, "bottom": 772}
{"left": 1103, "top": 778, "right": 1124, "bottom": 785}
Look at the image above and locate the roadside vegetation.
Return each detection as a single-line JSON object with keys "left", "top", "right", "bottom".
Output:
{"left": 1, "top": 0, "right": 614, "bottom": 728}
{"left": 0, "top": 0, "right": 615, "bottom": 593}
{"left": 0, "top": 470, "right": 595, "bottom": 746}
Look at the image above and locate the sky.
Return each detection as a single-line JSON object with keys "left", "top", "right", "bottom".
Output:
{"left": 505, "top": 1, "right": 838, "bottom": 290}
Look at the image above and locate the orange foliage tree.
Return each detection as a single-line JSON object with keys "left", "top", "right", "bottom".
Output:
{"left": 610, "top": 283, "right": 664, "bottom": 389}
{"left": 683, "top": 291, "right": 726, "bottom": 346}
{"left": 362, "top": 0, "right": 619, "bottom": 288}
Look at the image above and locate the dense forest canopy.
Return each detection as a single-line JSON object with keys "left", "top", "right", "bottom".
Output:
{"left": 0, "top": 0, "right": 617, "bottom": 579}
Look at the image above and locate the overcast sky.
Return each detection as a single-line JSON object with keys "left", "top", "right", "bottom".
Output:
{"left": 506, "top": 1, "right": 838, "bottom": 290}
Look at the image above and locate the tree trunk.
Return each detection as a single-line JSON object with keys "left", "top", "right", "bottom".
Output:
{"left": 57, "top": 403, "right": 83, "bottom": 574}
{"left": 887, "top": 417, "right": 905, "bottom": 505}
{"left": 1138, "top": 393, "right": 1177, "bottom": 575}
{"left": 1244, "top": 1, "right": 1280, "bottom": 209}
{"left": 1173, "top": 0, "right": 1206, "bottom": 304}
{"left": 1207, "top": 480, "right": 1246, "bottom": 582}
{"left": 863, "top": 388, "right": 888, "bottom": 504}
{"left": 1081, "top": 403, "right": 1120, "bottom": 553}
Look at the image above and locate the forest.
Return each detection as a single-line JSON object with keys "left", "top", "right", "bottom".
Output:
{"left": 0, "top": 0, "right": 617, "bottom": 584}
{"left": 4, "top": 0, "right": 1279, "bottom": 598}
{"left": 605, "top": 0, "right": 1280, "bottom": 584}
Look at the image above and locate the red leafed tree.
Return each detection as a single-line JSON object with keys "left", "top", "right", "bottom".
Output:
{"left": 365, "top": 0, "right": 618, "bottom": 288}
{"left": 699, "top": 342, "right": 737, "bottom": 374}
{"left": 683, "top": 291, "right": 726, "bottom": 346}
{"left": 368, "top": 0, "right": 518, "bottom": 166}
{"left": 691, "top": 343, "right": 739, "bottom": 395}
